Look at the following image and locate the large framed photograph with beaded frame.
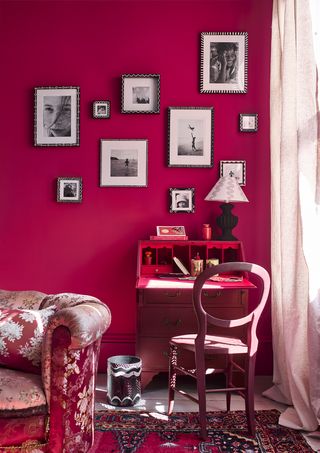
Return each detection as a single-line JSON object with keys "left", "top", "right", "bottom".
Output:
{"left": 34, "top": 86, "right": 80, "bottom": 146}
{"left": 200, "top": 32, "right": 248, "bottom": 94}
{"left": 168, "top": 106, "right": 214, "bottom": 167}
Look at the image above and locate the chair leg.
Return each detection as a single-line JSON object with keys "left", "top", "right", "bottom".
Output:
{"left": 168, "top": 343, "right": 177, "bottom": 415}
{"left": 195, "top": 351, "right": 207, "bottom": 440}
{"left": 226, "top": 355, "right": 233, "bottom": 411}
{"left": 245, "top": 354, "right": 256, "bottom": 436}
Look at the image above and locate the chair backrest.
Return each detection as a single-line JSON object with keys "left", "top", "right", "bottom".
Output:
{"left": 192, "top": 262, "right": 270, "bottom": 354}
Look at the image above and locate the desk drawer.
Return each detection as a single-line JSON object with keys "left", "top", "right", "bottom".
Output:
{"left": 142, "top": 288, "right": 245, "bottom": 307}
{"left": 139, "top": 306, "right": 247, "bottom": 337}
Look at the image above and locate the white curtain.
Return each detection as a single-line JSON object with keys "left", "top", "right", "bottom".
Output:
{"left": 264, "top": 0, "right": 320, "bottom": 443}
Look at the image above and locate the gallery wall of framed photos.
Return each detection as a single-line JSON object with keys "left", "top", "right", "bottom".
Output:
{"left": 0, "top": 0, "right": 273, "bottom": 374}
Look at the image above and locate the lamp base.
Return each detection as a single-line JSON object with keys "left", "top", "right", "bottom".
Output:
{"left": 216, "top": 203, "right": 238, "bottom": 241}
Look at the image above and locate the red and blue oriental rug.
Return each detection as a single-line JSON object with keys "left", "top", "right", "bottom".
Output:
{"left": 93, "top": 409, "right": 313, "bottom": 452}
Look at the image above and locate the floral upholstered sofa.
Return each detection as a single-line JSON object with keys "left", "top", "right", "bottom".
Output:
{"left": 0, "top": 289, "right": 111, "bottom": 453}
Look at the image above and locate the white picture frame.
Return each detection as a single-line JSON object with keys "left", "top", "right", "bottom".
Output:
{"left": 100, "top": 139, "right": 148, "bottom": 187}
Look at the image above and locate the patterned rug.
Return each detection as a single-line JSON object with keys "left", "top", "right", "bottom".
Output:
{"left": 93, "top": 409, "right": 313, "bottom": 452}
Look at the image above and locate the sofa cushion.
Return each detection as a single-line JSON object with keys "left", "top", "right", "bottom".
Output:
{"left": 0, "top": 368, "right": 47, "bottom": 417}
{"left": 0, "top": 305, "right": 56, "bottom": 373}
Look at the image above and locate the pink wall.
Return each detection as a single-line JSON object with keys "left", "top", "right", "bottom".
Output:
{"left": 0, "top": 0, "right": 272, "bottom": 373}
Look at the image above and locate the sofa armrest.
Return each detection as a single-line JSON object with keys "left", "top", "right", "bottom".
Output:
{"left": 41, "top": 292, "right": 111, "bottom": 349}
{"left": 41, "top": 293, "right": 111, "bottom": 413}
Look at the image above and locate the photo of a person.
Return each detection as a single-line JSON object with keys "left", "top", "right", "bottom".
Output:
{"left": 97, "top": 105, "right": 106, "bottom": 115}
{"left": 110, "top": 149, "right": 138, "bottom": 177}
{"left": 177, "top": 119, "right": 204, "bottom": 156}
{"left": 43, "top": 96, "right": 71, "bottom": 137}
{"left": 209, "top": 42, "right": 238, "bottom": 84}
{"left": 63, "top": 183, "right": 77, "bottom": 198}
{"left": 175, "top": 193, "right": 189, "bottom": 208}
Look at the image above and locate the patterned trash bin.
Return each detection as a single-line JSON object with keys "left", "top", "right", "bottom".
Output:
{"left": 107, "top": 355, "right": 142, "bottom": 407}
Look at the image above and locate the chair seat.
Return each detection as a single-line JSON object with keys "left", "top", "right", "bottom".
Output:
{"left": 0, "top": 367, "right": 47, "bottom": 417}
{"left": 170, "top": 333, "right": 248, "bottom": 354}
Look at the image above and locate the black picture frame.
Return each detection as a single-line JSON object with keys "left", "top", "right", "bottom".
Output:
{"left": 239, "top": 113, "right": 258, "bottom": 132}
{"left": 57, "top": 177, "right": 82, "bottom": 203}
{"left": 34, "top": 86, "right": 80, "bottom": 146}
{"left": 200, "top": 32, "right": 248, "bottom": 94}
{"left": 93, "top": 101, "right": 111, "bottom": 119}
{"left": 168, "top": 107, "right": 214, "bottom": 168}
{"left": 169, "top": 188, "right": 195, "bottom": 213}
{"left": 220, "top": 160, "right": 246, "bottom": 186}
{"left": 121, "top": 74, "right": 160, "bottom": 114}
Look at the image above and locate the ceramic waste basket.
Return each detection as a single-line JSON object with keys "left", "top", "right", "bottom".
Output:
{"left": 107, "top": 355, "right": 142, "bottom": 407}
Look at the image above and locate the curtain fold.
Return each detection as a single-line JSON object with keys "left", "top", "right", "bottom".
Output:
{"left": 264, "top": 0, "right": 320, "bottom": 439}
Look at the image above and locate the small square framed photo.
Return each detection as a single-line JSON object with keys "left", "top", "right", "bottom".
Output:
{"left": 168, "top": 107, "right": 214, "bottom": 167}
{"left": 169, "top": 188, "right": 195, "bottom": 213}
{"left": 200, "top": 32, "right": 248, "bottom": 94}
{"left": 93, "top": 101, "right": 110, "bottom": 119}
{"left": 34, "top": 86, "right": 80, "bottom": 146}
{"left": 121, "top": 74, "right": 160, "bottom": 113}
{"left": 239, "top": 113, "right": 258, "bottom": 132}
{"left": 156, "top": 226, "right": 186, "bottom": 236}
{"left": 100, "top": 139, "right": 148, "bottom": 187}
{"left": 57, "top": 177, "right": 82, "bottom": 203}
{"left": 220, "top": 160, "right": 246, "bottom": 186}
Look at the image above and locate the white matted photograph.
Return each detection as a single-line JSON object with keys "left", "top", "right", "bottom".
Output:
{"left": 34, "top": 86, "right": 80, "bottom": 146}
{"left": 93, "top": 101, "right": 110, "bottom": 119}
{"left": 220, "top": 160, "right": 246, "bottom": 186}
{"left": 169, "top": 188, "right": 195, "bottom": 213}
{"left": 200, "top": 32, "right": 248, "bottom": 94}
{"left": 168, "top": 107, "right": 214, "bottom": 167}
{"left": 57, "top": 177, "right": 82, "bottom": 203}
{"left": 121, "top": 74, "right": 160, "bottom": 113}
{"left": 100, "top": 139, "right": 148, "bottom": 187}
{"left": 240, "top": 113, "right": 258, "bottom": 132}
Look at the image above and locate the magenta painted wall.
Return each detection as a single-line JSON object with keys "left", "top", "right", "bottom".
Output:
{"left": 0, "top": 0, "right": 272, "bottom": 373}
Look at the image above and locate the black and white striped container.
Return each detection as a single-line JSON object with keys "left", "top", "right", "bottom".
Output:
{"left": 107, "top": 355, "right": 142, "bottom": 406}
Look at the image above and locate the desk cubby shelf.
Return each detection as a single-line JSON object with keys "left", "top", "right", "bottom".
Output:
{"left": 138, "top": 240, "right": 245, "bottom": 277}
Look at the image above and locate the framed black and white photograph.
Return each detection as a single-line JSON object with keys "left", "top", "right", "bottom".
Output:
{"left": 57, "top": 177, "right": 82, "bottom": 203}
{"left": 100, "top": 139, "right": 148, "bottom": 187}
{"left": 34, "top": 86, "right": 80, "bottom": 146}
{"left": 169, "top": 188, "right": 195, "bottom": 213}
{"left": 121, "top": 74, "right": 160, "bottom": 114}
{"left": 240, "top": 113, "right": 258, "bottom": 132}
{"left": 200, "top": 32, "right": 248, "bottom": 94}
{"left": 168, "top": 107, "right": 214, "bottom": 167}
{"left": 93, "top": 101, "right": 110, "bottom": 119}
{"left": 220, "top": 160, "right": 246, "bottom": 186}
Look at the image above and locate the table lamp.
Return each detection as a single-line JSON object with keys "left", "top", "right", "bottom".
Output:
{"left": 205, "top": 175, "right": 249, "bottom": 241}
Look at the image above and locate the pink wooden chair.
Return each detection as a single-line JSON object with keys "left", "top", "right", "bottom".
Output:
{"left": 168, "top": 262, "right": 270, "bottom": 439}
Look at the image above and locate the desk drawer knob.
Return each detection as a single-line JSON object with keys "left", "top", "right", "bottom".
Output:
{"left": 163, "top": 318, "right": 182, "bottom": 327}
{"left": 164, "top": 291, "right": 182, "bottom": 298}
{"left": 203, "top": 290, "right": 222, "bottom": 298}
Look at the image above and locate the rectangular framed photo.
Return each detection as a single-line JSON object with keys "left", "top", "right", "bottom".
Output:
{"left": 240, "top": 113, "right": 258, "bottom": 132}
{"left": 57, "top": 177, "right": 82, "bottom": 203}
{"left": 34, "top": 86, "right": 80, "bottom": 146}
{"left": 121, "top": 74, "right": 160, "bottom": 113}
{"left": 220, "top": 160, "right": 246, "bottom": 186}
{"left": 93, "top": 101, "right": 110, "bottom": 119}
{"left": 169, "top": 188, "right": 195, "bottom": 213}
{"left": 200, "top": 32, "right": 248, "bottom": 94}
{"left": 100, "top": 139, "right": 148, "bottom": 187}
{"left": 168, "top": 107, "right": 214, "bottom": 167}
{"left": 156, "top": 226, "right": 186, "bottom": 236}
